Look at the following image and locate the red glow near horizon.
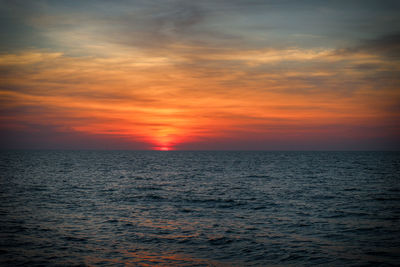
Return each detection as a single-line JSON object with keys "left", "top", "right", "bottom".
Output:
{"left": 154, "top": 146, "right": 172, "bottom": 151}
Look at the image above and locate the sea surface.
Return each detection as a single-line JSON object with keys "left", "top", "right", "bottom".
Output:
{"left": 0, "top": 151, "right": 399, "bottom": 266}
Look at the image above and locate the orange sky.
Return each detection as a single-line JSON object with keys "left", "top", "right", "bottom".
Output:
{"left": 0, "top": 1, "right": 399, "bottom": 150}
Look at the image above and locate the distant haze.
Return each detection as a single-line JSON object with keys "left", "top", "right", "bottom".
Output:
{"left": 0, "top": 0, "right": 399, "bottom": 150}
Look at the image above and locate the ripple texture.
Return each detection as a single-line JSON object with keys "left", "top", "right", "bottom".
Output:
{"left": 0, "top": 151, "right": 399, "bottom": 266}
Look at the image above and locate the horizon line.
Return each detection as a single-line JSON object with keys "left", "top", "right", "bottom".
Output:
{"left": 1, "top": 148, "right": 399, "bottom": 152}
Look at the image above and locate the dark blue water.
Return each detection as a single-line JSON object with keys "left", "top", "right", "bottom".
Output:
{"left": 0, "top": 151, "right": 399, "bottom": 266}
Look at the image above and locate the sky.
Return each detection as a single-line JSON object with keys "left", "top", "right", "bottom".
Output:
{"left": 0, "top": 0, "right": 399, "bottom": 150}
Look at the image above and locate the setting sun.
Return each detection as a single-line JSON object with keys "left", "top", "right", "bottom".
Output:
{"left": 154, "top": 146, "right": 172, "bottom": 151}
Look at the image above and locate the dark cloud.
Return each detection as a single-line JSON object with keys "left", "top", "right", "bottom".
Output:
{"left": 0, "top": 1, "right": 45, "bottom": 52}
{"left": 2, "top": 0, "right": 400, "bottom": 53}
{"left": 364, "top": 33, "right": 400, "bottom": 58}
{"left": 0, "top": 125, "right": 148, "bottom": 150}
{"left": 153, "top": 2, "right": 205, "bottom": 33}
{"left": 107, "top": 2, "right": 209, "bottom": 49}
{"left": 98, "top": 1, "right": 246, "bottom": 53}
{"left": 336, "top": 33, "right": 400, "bottom": 59}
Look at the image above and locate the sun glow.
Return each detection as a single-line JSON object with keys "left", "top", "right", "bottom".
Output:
{"left": 154, "top": 146, "right": 172, "bottom": 151}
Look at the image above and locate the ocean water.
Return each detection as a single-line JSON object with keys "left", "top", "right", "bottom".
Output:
{"left": 0, "top": 151, "right": 399, "bottom": 266}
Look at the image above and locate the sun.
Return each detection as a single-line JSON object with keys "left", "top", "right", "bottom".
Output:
{"left": 154, "top": 146, "right": 172, "bottom": 151}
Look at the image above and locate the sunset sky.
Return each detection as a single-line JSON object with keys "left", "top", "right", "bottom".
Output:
{"left": 0, "top": 0, "right": 399, "bottom": 150}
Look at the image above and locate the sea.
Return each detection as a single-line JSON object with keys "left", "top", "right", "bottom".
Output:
{"left": 0, "top": 151, "right": 399, "bottom": 266}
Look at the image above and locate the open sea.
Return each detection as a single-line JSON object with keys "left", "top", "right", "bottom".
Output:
{"left": 0, "top": 151, "right": 399, "bottom": 266}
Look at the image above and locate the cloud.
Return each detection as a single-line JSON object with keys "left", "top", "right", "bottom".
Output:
{"left": 1, "top": 0, "right": 399, "bottom": 149}
{"left": 1, "top": 44, "right": 399, "bottom": 150}
{"left": 335, "top": 33, "right": 400, "bottom": 59}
